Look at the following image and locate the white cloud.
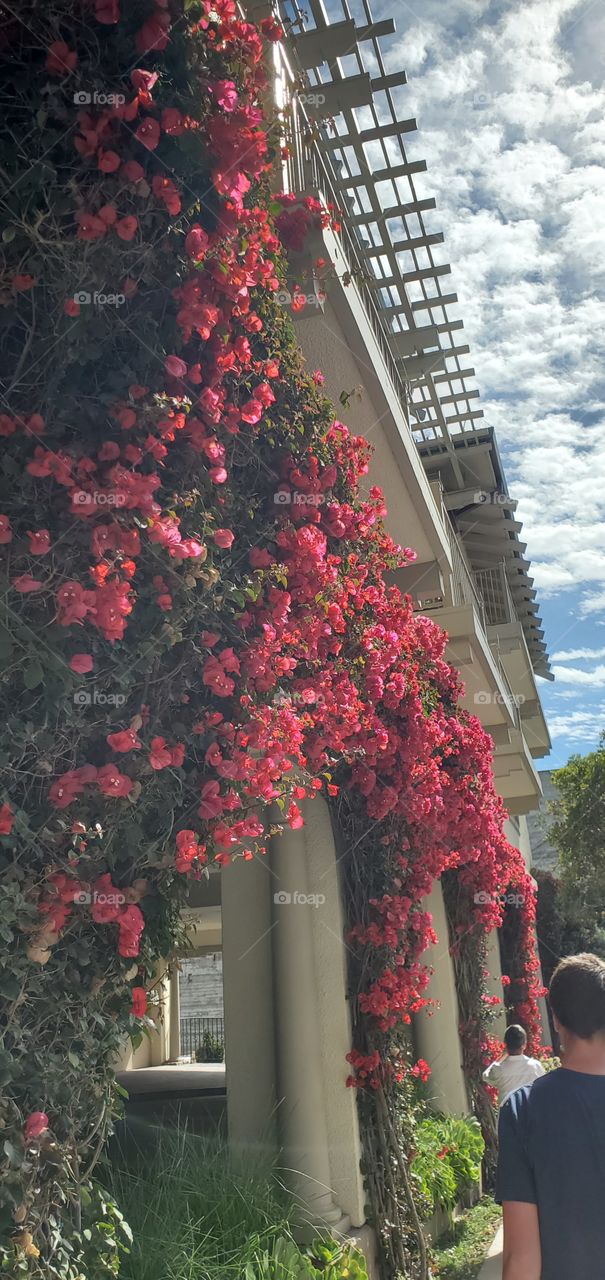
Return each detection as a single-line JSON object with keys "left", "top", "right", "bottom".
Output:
{"left": 552, "top": 646, "right": 605, "bottom": 661}
{"left": 551, "top": 664, "right": 605, "bottom": 686}
{"left": 378, "top": 0, "right": 605, "bottom": 758}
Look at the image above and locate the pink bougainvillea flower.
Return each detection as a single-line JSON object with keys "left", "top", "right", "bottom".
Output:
{"left": 98, "top": 204, "right": 118, "bottom": 226}
{"left": 240, "top": 398, "right": 263, "bottom": 425}
{"left": 69, "top": 654, "right": 93, "bottom": 674}
{"left": 249, "top": 547, "right": 273, "bottom": 569}
{"left": 131, "top": 69, "right": 158, "bottom": 97}
{"left": 96, "top": 765, "right": 133, "bottom": 798}
{"left": 12, "top": 275, "right": 36, "bottom": 291}
{"left": 95, "top": 0, "right": 119, "bottom": 23}
{"left": 161, "top": 107, "right": 184, "bottom": 135}
{"left": 13, "top": 575, "right": 44, "bottom": 593}
{"left": 210, "top": 79, "right": 238, "bottom": 111}
{"left": 0, "top": 515, "right": 12, "bottom": 544}
{"left": 24, "top": 1112, "right": 49, "bottom": 1141}
{"left": 122, "top": 159, "right": 145, "bottom": 182}
{"left": 0, "top": 803, "right": 14, "bottom": 835}
{"left": 131, "top": 986, "right": 147, "bottom": 1017}
{"left": 46, "top": 41, "right": 77, "bottom": 74}
{"left": 184, "top": 224, "right": 209, "bottom": 260}
{"left": 98, "top": 149, "right": 121, "bottom": 173}
{"left": 107, "top": 729, "right": 142, "bottom": 753}
{"left": 135, "top": 117, "right": 161, "bottom": 150}
{"left": 116, "top": 215, "right": 138, "bottom": 242}
{"left": 76, "top": 211, "right": 107, "bottom": 241}
{"left": 260, "top": 15, "right": 284, "bottom": 38}
{"left": 164, "top": 355, "right": 187, "bottom": 379}
{"left": 212, "top": 528, "right": 234, "bottom": 549}
{"left": 27, "top": 530, "right": 51, "bottom": 555}
{"left": 63, "top": 298, "right": 80, "bottom": 317}
{"left": 117, "top": 904, "right": 145, "bottom": 957}
{"left": 148, "top": 736, "right": 173, "bottom": 770}
{"left": 209, "top": 466, "right": 228, "bottom": 484}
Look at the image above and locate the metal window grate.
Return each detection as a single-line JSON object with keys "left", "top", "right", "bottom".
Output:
{"left": 180, "top": 1016, "right": 224, "bottom": 1058}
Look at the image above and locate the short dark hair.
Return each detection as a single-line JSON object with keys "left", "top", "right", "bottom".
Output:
{"left": 504, "top": 1024, "right": 527, "bottom": 1052}
{"left": 549, "top": 953, "right": 605, "bottom": 1039}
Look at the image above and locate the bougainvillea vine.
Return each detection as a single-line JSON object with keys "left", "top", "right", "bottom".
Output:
{"left": 0, "top": 0, "right": 544, "bottom": 1274}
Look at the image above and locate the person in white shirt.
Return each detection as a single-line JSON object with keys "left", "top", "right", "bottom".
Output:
{"left": 482, "top": 1023, "right": 545, "bottom": 1106}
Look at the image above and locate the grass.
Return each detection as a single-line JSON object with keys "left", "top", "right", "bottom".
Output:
{"left": 105, "top": 1122, "right": 299, "bottom": 1280}
{"left": 432, "top": 1197, "right": 501, "bottom": 1280}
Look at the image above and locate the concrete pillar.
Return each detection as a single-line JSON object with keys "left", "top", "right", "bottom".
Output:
{"left": 484, "top": 929, "right": 507, "bottom": 1040}
{"left": 149, "top": 963, "right": 170, "bottom": 1065}
{"left": 305, "top": 798, "right": 366, "bottom": 1227}
{"left": 168, "top": 959, "right": 181, "bottom": 1061}
{"left": 222, "top": 854, "right": 277, "bottom": 1151}
{"left": 413, "top": 879, "right": 469, "bottom": 1115}
{"left": 272, "top": 805, "right": 350, "bottom": 1233}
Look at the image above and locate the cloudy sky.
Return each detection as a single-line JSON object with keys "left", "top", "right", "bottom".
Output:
{"left": 368, "top": 0, "right": 605, "bottom": 767}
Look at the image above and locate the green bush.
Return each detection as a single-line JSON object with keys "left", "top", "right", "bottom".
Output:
{"left": 411, "top": 1115, "right": 484, "bottom": 1216}
{"left": 247, "top": 1235, "right": 368, "bottom": 1279}
{"left": 194, "top": 1029, "right": 224, "bottom": 1063}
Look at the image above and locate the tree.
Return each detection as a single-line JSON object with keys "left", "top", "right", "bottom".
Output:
{"left": 549, "top": 737, "right": 605, "bottom": 932}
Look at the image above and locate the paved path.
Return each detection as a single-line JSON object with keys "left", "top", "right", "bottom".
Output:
{"left": 477, "top": 1223, "right": 503, "bottom": 1280}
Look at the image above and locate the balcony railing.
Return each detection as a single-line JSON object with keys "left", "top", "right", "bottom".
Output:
{"left": 473, "top": 564, "right": 515, "bottom": 627}
{"left": 445, "top": 522, "right": 487, "bottom": 630}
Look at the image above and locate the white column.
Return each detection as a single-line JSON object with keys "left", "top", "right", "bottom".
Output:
{"left": 222, "top": 854, "right": 277, "bottom": 1150}
{"left": 413, "top": 880, "right": 469, "bottom": 1115}
{"left": 485, "top": 929, "right": 507, "bottom": 1039}
{"left": 168, "top": 959, "right": 181, "bottom": 1061}
{"left": 272, "top": 804, "right": 350, "bottom": 1234}
{"left": 305, "top": 798, "right": 366, "bottom": 1227}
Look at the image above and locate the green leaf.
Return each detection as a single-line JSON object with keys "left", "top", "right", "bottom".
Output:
{"left": 3, "top": 1139, "right": 23, "bottom": 1168}
{"left": 23, "top": 659, "right": 44, "bottom": 690}
{"left": 2, "top": 226, "right": 16, "bottom": 243}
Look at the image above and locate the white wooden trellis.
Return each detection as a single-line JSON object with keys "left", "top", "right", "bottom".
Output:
{"left": 275, "top": 0, "right": 551, "bottom": 679}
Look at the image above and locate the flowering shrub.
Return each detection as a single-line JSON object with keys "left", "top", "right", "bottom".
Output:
{"left": 411, "top": 1114, "right": 484, "bottom": 1216}
{"left": 0, "top": 0, "right": 543, "bottom": 1274}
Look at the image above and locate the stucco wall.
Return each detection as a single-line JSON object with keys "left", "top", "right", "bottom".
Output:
{"left": 179, "top": 953, "right": 224, "bottom": 1020}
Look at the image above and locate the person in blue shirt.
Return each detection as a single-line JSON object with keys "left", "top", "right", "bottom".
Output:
{"left": 496, "top": 952, "right": 605, "bottom": 1280}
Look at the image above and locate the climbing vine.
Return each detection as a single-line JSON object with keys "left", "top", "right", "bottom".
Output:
{"left": 0, "top": 0, "right": 544, "bottom": 1274}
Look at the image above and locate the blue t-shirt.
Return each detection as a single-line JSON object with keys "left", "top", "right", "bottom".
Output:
{"left": 496, "top": 1068, "right": 605, "bottom": 1280}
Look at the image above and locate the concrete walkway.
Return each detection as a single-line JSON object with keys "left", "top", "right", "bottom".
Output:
{"left": 477, "top": 1223, "right": 503, "bottom": 1280}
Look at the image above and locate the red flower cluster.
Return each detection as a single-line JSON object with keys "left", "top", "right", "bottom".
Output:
{"left": 1, "top": 0, "right": 545, "bottom": 1091}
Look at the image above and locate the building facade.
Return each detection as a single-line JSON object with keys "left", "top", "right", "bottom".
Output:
{"left": 118, "top": 0, "right": 552, "bottom": 1260}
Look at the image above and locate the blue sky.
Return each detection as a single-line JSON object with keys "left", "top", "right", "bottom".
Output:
{"left": 368, "top": 0, "right": 605, "bottom": 767}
